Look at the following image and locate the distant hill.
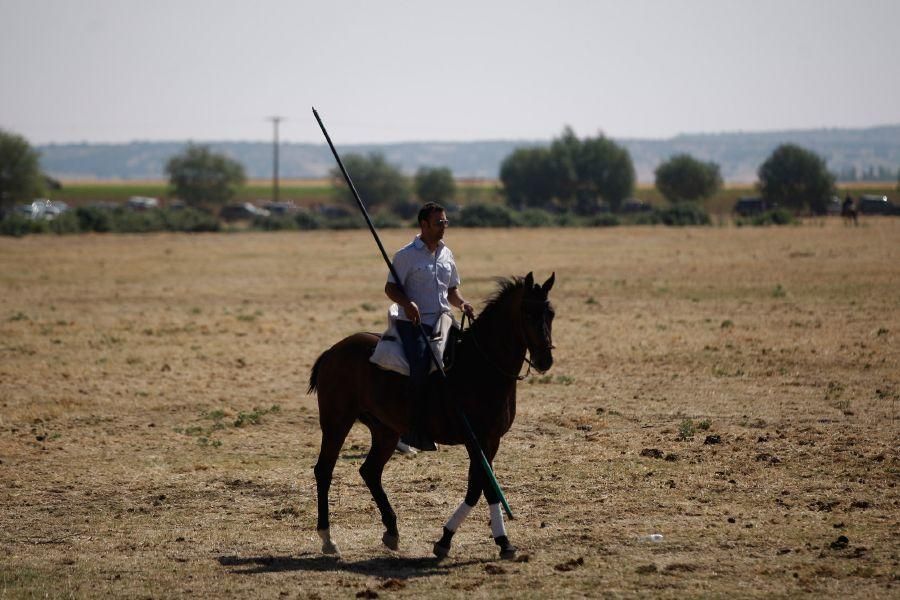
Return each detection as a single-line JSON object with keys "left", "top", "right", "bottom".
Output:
{"left": 37, "top": 125, "right": 900, "bottom": 183}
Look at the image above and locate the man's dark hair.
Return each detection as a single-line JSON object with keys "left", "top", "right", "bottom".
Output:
{"left": 417, "top": 202, "right": 445, "bottom": 224}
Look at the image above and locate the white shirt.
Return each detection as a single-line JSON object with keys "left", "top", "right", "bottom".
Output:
{"left": 387, "top": 235, "right": 460, "bottom": 327}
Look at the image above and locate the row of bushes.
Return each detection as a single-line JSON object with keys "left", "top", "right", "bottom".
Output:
{"left": 252, "top": 203, "right": 714, "bottom": 230}
{"left": 452, "top": 202, "right": 714, "bottom": 227}
{"left": 1, "top": 203, "right": 796, "bottom": 237}
{"left": 0, "top": 206, "right": 221, "bottom": 237}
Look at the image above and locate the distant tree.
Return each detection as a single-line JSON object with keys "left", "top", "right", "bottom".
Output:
{"left": 654, "top": 154, "right": 722, "bottom": 204}
{"left": 574, "top": 132, "right": 635, "bottom": 213}
{"left": 165, "top": 144, "right": 246, "bottom": 208}
{"left": 414, "top": 166, "right": 456, "bottom": 205}
{"left": 499, "top": 147, "right": 561, "bottom": 210}
{"left": 757, "top": 144, "right": 835, "bottom": 214}
{"left": 0, "top": 129, "right": 45, "bottom": 214}
{"left": 331, "top": 152, "right": 409, "bottom": 214}
{"left": 499, "top": 127, "right": 635, "bottom": 214}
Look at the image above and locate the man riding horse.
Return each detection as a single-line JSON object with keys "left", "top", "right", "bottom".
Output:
{"left": 310, "top": 109, "right": 556, "bottom": 560}
{"left": 384, "top": 202, "right": 476, "bottom": 451}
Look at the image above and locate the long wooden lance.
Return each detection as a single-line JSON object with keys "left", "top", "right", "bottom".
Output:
{"left": 312, "top": 107, "right": 513, "bottom": 519}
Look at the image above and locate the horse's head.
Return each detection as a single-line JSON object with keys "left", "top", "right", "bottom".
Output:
{"left": 520, "top": 272, "right": 555, "bottom": 373}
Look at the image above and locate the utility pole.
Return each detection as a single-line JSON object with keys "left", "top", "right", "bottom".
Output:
{"left": 267, "top": 116, "right": 285, "bottom": 202}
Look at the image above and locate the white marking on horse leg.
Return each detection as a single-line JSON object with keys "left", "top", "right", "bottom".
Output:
{"left": 489, "top": 503, "right": 507, "bottom": 539}
{"left": 318, "top": 528, "right": 339, "bottom": 555}
{"left": 444, "top": 501, "right": 474, "bottom": 532}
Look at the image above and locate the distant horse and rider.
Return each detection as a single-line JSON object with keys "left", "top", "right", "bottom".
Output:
{"left": 308, "top": 272, "right": 556, "bottom": 560}
{"left": 841, "top": 195, "right": 858, "bottom": 225}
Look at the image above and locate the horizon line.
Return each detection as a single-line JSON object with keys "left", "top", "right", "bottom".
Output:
{"left": 32, "top": 122, "right": 900, "bottom": 148}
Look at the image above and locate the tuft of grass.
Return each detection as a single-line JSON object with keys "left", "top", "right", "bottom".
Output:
{"left": 234, "top": 404, "right": 280, "bottom": 427}
{"left": 772, "top": 284, "right": 786, "bottom": 298}
{"left": 678, "top": 419, "right": 696, "bottom": 440}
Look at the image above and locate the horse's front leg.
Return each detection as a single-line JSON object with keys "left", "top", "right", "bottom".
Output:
{"left": 433, "top": 438, "right": 516, "bottom": 560}
{"left": 433, "top": 456, "right": 481, "bottom": 559}
{"left": 479, "top": 441, "right": 517, "bottom": 560}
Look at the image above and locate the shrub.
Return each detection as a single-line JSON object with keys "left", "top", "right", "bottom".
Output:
{"left": 0, "top": 213, "right": 35, "bottom": 237}
{"left": 741, "top": 208, "right": 796, "bottom": 226}
{"left": 47, "top": 212, "right": 81, "bottom": 234}
{"left": 294, "top": 211, "right": 324, "bottom": 230}
{"left": 161, "top": 208, "right": 220, "bottom": 232}
{"left": 654, "top": 203, "right": 711, "bottom": 226}
{"left": 110, "top": 209, "right": 166, "bottom": 233}
{"left": 457, "top": 203, "right": 519, "bottom": 227}
{"left": 76, "top": 206, "right": 113, "bottom": 232}
{"left": 325, "top": 215, "right": 365, "bottom": 230}
{"left": 371, "top": 211, "right": 404, "bottom": 229}
{"left": 630, "top": 211, "right": 661, "bottom": 225}
{"left": 554, "top": 212, "right": 581, "bottom": 227}
{"left": 517, "top": 208, "right": 555, "bottom": 227}
{"left": 586, "top": 213, "right": 620, "bottom": 227}
{"left": 253, "top": 215, "right": 297, "bottom": 231}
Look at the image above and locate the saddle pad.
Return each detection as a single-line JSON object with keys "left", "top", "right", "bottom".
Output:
{"left": 369, "top": 304, "right": 454, "bottom": 376}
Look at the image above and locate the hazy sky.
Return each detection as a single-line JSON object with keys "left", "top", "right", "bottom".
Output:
{"left": 2, "top": 0, "right": 898, "bottom": 145}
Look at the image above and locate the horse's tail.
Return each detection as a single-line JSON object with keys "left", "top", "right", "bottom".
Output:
{"left": 307, "top": 349, "right": 329, "bottom": 394}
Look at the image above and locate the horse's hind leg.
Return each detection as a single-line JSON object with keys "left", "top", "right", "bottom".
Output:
{"left": 314, "top": 418, "right": 353, "bottom": 556}
{"left": 359, "top": 420, "right": 401, "bottom": 550}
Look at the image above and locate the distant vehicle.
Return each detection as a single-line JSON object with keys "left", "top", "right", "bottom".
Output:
{"left": 856, "top": 195, "right": 895, "bottom": 215}
{"left": 17, "top": 200, "right": 70, "bottom": 220}
{"left": 733, "top": 196, "right": 775, "bottom": 216}
{"left": 127, "top": 196, "right": 159, "bottom": 211}
{"left": 621, "top": 199, "right": 652, "bottom": 213}
{"left": 262, "top": 201, "right": 299, "bottom": 216}
{"left": 219, "top": 202, "right": 270, "bottom": 221}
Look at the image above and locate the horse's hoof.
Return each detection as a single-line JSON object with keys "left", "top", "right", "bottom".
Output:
{"left": 322, "top": 541, "right": 340, "bottom": 556}
{"left": 499, "top": 544, "right": 517, "bottom": 560}
{"left": 382, "top": 532, "right": 399, "bottom": 551}
{"left": 433, "top": 542, "right": 450, "bottom": 559}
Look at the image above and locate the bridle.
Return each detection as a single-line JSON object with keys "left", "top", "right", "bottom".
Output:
{"left": 462, "top": 300, "right": 552, "bottom": 381}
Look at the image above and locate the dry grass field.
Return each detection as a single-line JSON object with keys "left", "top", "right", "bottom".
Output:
{"left": 1, "top": 219, "right": 898, "bottom": 598}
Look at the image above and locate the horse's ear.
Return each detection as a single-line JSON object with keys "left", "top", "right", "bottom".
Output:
{"left": 524, "top": 272, "right": 534, "bottom": 289}
{"left": 541, "top": 272, "right": 555, "bottom": 294}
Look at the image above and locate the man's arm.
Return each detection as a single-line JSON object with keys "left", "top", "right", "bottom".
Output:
{"left": 385, "top": 282, "right": 421, "bottom": 324}
{"left": 448, "top": 287, "right": 475, "bottom": 320}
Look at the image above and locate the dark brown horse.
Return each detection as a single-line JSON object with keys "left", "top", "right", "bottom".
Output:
{"left": 308, "top": 272, "right": 555, "bottom": 560}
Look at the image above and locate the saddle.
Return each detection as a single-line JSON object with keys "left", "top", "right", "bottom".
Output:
{"left": 369, "top": 304, "right": 461, "bottom": 376}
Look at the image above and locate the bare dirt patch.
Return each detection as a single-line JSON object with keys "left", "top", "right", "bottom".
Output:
{"left": 1, "top": 221, "right": 898, "bottom": 598}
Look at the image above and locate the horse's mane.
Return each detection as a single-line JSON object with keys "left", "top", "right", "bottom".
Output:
{"left": 479, "top": 276, "right": 526, "bottom": 318}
